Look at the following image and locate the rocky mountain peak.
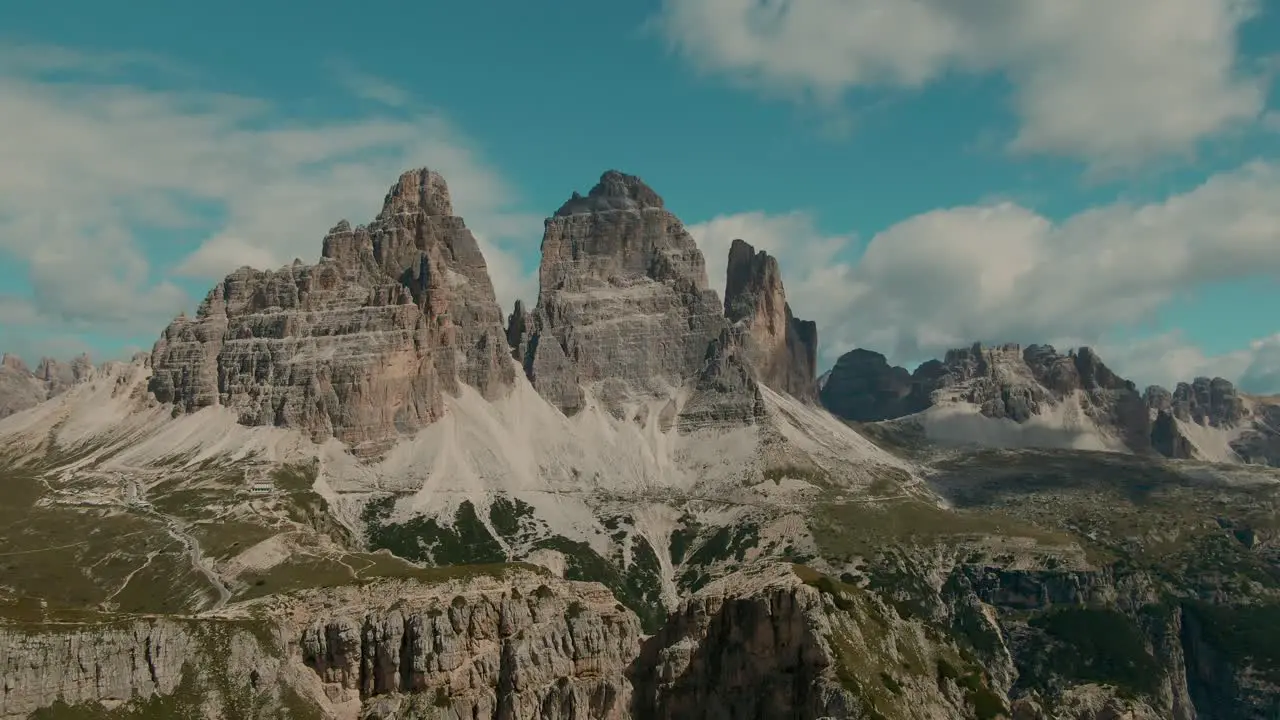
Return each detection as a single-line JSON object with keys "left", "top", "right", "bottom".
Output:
{"left": 818, "top": 349, "right": 920, "bottom": 422}
{"left": 722, "top": 238, "right": 817, "bottom": 399}
{"left": 520, "top": 170, "right": 724, "bottom": 416}
{"left": 1165, "top": 376, "right": 1247, "bottom": 428}
{"left": 379, "top": 167, "right": 454, "bottom": 218}
{"left": 553, "top": 169, "right": 665, "bottom": 217}
{"left": 147, "top": 168, "right": 513, "bottom": 457}
{"left": 1, "top": 353, "right": 28, "bottom": 373}
{"left": 0, "top": 352, "right": 94, "bottom": 419}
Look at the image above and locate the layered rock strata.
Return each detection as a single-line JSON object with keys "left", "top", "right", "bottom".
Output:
{"left": 1, "top": 574, "right": 640, "bottom": 720}
{"left": 516, "top": 171, "right": 726, "bottom": 417}
{"left": 147, "top": 169, "right": 513, "bottom": 456}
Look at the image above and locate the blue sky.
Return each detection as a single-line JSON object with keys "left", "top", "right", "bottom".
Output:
{"left": 2, "top": 0, "right": 1279, "bottom": 392}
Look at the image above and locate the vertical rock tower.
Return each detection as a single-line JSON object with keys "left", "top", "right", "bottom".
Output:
{"left": 513, "top": 170, "right": 726, "bottom": 417}
{"left": 723, "top": 238, "right": 818, "bottom": 400}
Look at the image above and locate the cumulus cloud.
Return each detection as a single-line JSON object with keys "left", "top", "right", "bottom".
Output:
{"left": 1098, "top": 332, "right": 1280, "bottom": 394}
{"left": 687, "top": 161, "right": 1280, "bottom": 392}
{"left": 656, "top": 0, "right": 1268, "bottom": 169}
{"left": 0, "top": 46, "right": 540, "bottom": 357}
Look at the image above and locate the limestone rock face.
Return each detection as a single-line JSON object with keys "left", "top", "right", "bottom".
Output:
{"left": 1167, "top": 376, "right": 1247, "bottom": 427}
{"left": 147, "top": 169, "right": 514, "bottom": 456}
{"left": 1143, "top": 376, "right": 1280, "bottom": 465}
{"left": 0, "top": 618, "right": 226, "bottom": 720}
{"left": 293, "top": 578, "right": 639, "bottom": 719}
{"left": 0, "top": 352, "right": 94, "bottom": 419}
{"left": 677, "top": 325, "right": 767, "bottom": 432}
{"left": 519, "top": 171, "right": 726, "bottom": 416}
{"left": 631, "top": 565, "right": 992, "bottom": 720}
{"left": 723, "top": 238, "right": 818, "bottom": 400}
{"left": 1, "top": 574, "right": 639, "bottom": 720}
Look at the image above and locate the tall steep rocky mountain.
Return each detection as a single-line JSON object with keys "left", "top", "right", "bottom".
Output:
{"left": 147, "top": 169, "right": 514, "bottom": 457}
{"left": 509, "top": 170, "right": 727, "bottom": 418}
{"left": 0, "top": 353, "right": 93, "bottom": 419}
{"left": 508, "top": 171, "right": 819, "bottom": 426}
{"left": 1145, "top": 377, "right": 1280, "bottom": 465}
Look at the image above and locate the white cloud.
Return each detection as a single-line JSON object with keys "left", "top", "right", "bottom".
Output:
{"left": 0, "top": 46, "right": 540, "bottom": 355}
{"left": 1099, "top": 332, "right": 1280, "bottom": 394}
{"left": 328, "top": 61, "right": 411, "bottom": 108}
{"left": 656, "top": 0, "right": 1268, "bottom": 169}
{"left": 688, "top": 160, "right": 1280, "bottom": 389}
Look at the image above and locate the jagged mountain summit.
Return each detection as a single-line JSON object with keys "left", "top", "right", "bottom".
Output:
{"left": 820, "top": 342, "right": 1280, "bottom": 466}
{"left": 3, "top": 168, "right": 1280, "bottom": 720}
{"left": 148, "top": 168, "right": 515, "bottom": 457}
{"left": 510, "top": 169, "right": 728, "bottom": 418}
{"left": 0, "top": 352, "right": 93, "bottom": 419}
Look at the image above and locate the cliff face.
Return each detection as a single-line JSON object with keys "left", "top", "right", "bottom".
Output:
{"left": 723, "top": 239, "right": 818, "bottom": 401}
{"left": 1, "top": 574, "right": 640, "bottom": 720}
{"left": 0, "top": 353, "right": 93, "bottom": 419}
{"left": 517, "top": 171, "right": 727, "bottom": 417}
{"left": 147, "top": 169, "right": 513, "bottom": 457}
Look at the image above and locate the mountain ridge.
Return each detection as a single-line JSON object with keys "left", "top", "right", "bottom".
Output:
{"left": 820, "top": 342, "right": 1280, "bottom": 467}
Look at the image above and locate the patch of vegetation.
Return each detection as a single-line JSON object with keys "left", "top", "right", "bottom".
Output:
{"left": 364, "top": 498, "right": 507, "bottom": 565}
{"left": 936, "top": 659, "right": 1007, "bottom": 720}
{"left": 533, "top": 535, "right": 665, "bottom": 633}
{"left": 487, "top": 496, "right": 536, "bottom": 541}
{"left": 814, "top": 498, "right": 1073, "bottom": 559}
{"left": 0, "top": 472, "right": 214, "bottom": 616}
{"left": 762, "top": 464, "right": 830, "bottom": 486}
{"left": 235, "top": 549, "right": 539, "bottom": 601}
{"left": 271, "top": 464, "right": 354, "bottom": 547}
{"left": 1026, "top": 607, "right": 1162, "bottom": 697}
{"left": 192, "top": 520, "right": 278, "bottom": 561}
{"left": 684, "top": 523, "right": 761, "bottom": 567}
{"left": 1182, "top": 600, "right": 1280, "bottom": 682}
{"left": 668, "top": 514, "right": 702, "bottom": 565}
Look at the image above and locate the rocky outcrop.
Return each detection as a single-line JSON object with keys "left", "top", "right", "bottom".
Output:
{"left": 3, "top": 573, "right": 640, "bottom": 720}
{"left": 677, "top": 325, "right": 767, "bottom": 431}
{"left": 0, "top": 352, "right": 93, "bottom": 418}
{"left": 632, "top": 564, "right": 1004, "bottom": 720}
{"left": 818, "top": 349, "right": 922, "bottom": 422}
{"left": 1142, "top": 377, "right": 1280, "bottom": 465}
{"left": 723, "top": 239, "right": 818, "bottom": 400}
{"left": 292, "top": 577, "right": 639, "bottom": 719}
{"left": 518, "top": 171, "right": 726, "bottom": 417}
{"left": 147, "top": 169, "right": 514, "bottom": 456}
{"left": 821, "top": 343, "right": 1153, "bottom": 452}
{"left": 0, "top": 617, "right": 275, "bottom": 720}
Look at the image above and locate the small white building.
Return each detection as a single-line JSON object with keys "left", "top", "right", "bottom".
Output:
{"left": 248, "top": 481, "right": 275, "bottom": 495}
